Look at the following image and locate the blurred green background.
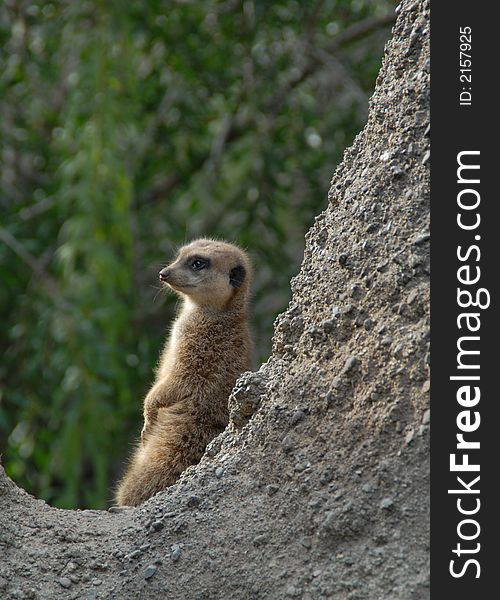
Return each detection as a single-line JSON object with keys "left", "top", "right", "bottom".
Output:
{"left": 0, "top": 0, "right": 395, "bottom": 509}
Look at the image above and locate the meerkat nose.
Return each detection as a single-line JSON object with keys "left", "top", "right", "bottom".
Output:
{"left": 159, "top": 268, "right": 171, "bottom": 282}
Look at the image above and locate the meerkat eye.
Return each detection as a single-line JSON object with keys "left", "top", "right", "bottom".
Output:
{"left": 190, "top": 258, "right": 209, "bottom": 271}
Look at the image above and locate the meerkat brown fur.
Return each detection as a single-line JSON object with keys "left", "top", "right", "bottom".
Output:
{"left": 115, "top": 239, "right": 252, "bottom": 506}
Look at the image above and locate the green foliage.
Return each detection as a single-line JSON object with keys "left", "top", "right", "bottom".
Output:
{"left": 0, "top": 0, "right": 395, "bottom": 508}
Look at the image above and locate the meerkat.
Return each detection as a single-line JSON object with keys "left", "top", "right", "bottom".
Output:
{"left": 115, "top": 239, "right": 252, "bottom": 506}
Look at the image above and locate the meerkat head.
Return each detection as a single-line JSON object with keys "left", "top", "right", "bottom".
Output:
{"left": 159, "top": 239, "right": 251, "bottom": 310}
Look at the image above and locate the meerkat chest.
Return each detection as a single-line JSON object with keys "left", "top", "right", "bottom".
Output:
{"left": 156, "top": 304, "right": 191, "bottom": 378}
{"left": 159, "top": 300, "right": 243, "bottom": 382}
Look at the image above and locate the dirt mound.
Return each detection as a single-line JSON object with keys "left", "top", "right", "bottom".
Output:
{"left": 1, "top": 1, "right": 429, "bottom": 598}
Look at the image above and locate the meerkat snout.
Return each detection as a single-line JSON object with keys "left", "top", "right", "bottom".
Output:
{"left": 159, "top": 268, "right": 171, "bottom": 282}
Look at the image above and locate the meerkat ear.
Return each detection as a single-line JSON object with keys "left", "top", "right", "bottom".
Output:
{"left": 229, "top": 265, "right": 246, "bottom": 288}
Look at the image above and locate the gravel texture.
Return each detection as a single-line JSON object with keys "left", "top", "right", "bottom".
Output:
{"left": 0, "top": 1, "right": 429, "bottom": 598}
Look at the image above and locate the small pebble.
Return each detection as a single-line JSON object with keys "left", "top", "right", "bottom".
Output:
{"left": 319, "top": 469, "right": 334, "bottom": 485}
{"left": 171, "top": 545, "right": 182, "bottom": 562}
{"left": 291, "top": 410, "right": 305, "bottom": 425}
{"left": 151, "top": 520, "right": 164, "bottom": 532}
{"left": 58, "top": 578, "right": 72, "bottom": 589}
{"left": 331, "top": 376, "right": 342, "bottom": 389}
{"left": 215, "top": 467, "right": 224, "bottom": 479}
{"left": 363, "top": 318, "right": 374, "bottom": 331}
{"left": 144, "top": 565, "right": 157, "bottom": 580}
{"left": 338, "top": 253, "right": 348, "bottom": 266}
{"left": 253, "top": 534, "right": 268, "bottom": 547}
{"left": 414, "top": 232, "right": 430, "bottom": 245}
{"left": 380, "top": 498, "right": 394, "bottom": 510}
{"left": 405, "top": 429, "right": 415, "bottom": 444}
{"left": 187, "top": 495, "right": 201, "bottom": 508}
{"left": 266, "top": 484, "right": 279, "bottom": 496}
{"left": 342, "top": 356, "right": 358, "bottom": 373}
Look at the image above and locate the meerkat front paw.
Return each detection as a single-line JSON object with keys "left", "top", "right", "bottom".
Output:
{"left": 140, "top": 422, "right": 148, "bottom": 444}
{"left": 141, "top": 412, "right": 156, "bottom": 444}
